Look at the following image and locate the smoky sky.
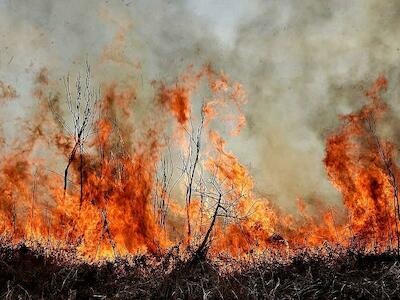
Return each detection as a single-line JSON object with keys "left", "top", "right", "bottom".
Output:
{"left": 1, "top": 0, "right": 400, "bottom": 212}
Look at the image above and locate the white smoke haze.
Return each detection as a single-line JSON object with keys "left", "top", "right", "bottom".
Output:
{"left": 1, "top": 0, "right": 400, "bottom": 213}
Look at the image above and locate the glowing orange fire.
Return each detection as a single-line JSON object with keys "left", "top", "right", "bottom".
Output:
{"left": 0, "top": 63, "right": 398, "bottom": 260}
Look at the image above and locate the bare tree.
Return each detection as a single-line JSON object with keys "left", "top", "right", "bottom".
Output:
{"left": 173, "top": 104, "right": 254, "bottom": 260}
{"left": 190, "top": 168, "right": 248, "bottom": 261}
{"left": 49, "top": 62, "right": 99, "bottom": 208}
{"left": 182, "top": 107, "right": 205, "bottom": 239}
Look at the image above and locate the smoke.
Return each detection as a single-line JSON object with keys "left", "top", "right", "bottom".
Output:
{"left": 0, "top": 81, "right": 17, "bottom": 100}
{"left": 1, "top": 0, "right": 400, "bottom": 213}
{"left": 227, "top": 0, "right": 400, "bottom": 211}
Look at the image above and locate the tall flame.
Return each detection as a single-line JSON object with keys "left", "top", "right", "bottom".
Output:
{"left": 0, "top": 64, "right": 398, "bottom": 260}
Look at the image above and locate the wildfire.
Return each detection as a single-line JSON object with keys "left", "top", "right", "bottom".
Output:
{"left": 0, "top": 63, "right": 398, "bottom": 260}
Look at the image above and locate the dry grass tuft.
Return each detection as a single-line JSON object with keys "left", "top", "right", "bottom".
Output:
{"left": 1, "top": 242, "right": 400, "bottom": 299}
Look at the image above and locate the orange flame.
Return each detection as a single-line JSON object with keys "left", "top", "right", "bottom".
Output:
{"left": 0, "top": 65, "right": 398, "bottom": 260}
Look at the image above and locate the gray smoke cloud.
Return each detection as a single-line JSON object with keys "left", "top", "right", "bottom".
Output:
{"left": 1, "top": 0, "right": 400, "bottom": 212}
{"left": 228, "top": 0, "right": 400, "bottom": 211}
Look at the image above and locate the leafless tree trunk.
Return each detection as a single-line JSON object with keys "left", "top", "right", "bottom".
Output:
{"left": 183, "top": 108, "right": 205, "bottom": 239}
{"left": 194, "top": 191, "right": 222, "bottom": 259}
{"left": 190, "top": 169, "right": 247, "bottom": 261}
{"left": 50, "top": 61, "right": 99, "bottom": 208}
{"left": 63, "top": 141, "right": 79, "bottom": 191}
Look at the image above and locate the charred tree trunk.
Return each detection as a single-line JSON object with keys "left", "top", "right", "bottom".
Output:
{"left": 192, "top": 192, "right": 222, "bottom": 262}
{"left": 185, "top": 139, "right": 200, "bottom": 238}
{"left": 79, "top": 146, "right": 84, "bottom": 208}
{"left": 63, "top": 140, "right": 79, "bottom": 192}
{"left": 185, "top": 109, "right": 205, "bottom": 240}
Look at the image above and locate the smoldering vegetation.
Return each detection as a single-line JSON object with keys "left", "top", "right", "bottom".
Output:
{"left": 1, "top": 242, "right": 400, "bottom": 299}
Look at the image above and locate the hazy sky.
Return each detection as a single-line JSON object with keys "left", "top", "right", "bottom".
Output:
{"left": 1, "top": 0, "right": 400, "bottom": 212}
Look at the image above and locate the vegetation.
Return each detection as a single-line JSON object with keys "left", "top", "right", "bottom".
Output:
{"left": 1, "top": 242, "right": 399, "bottom": 299}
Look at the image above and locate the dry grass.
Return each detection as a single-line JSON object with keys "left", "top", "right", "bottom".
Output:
{"left": 1, "top": 242, "right": 400, "bottom": 299}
